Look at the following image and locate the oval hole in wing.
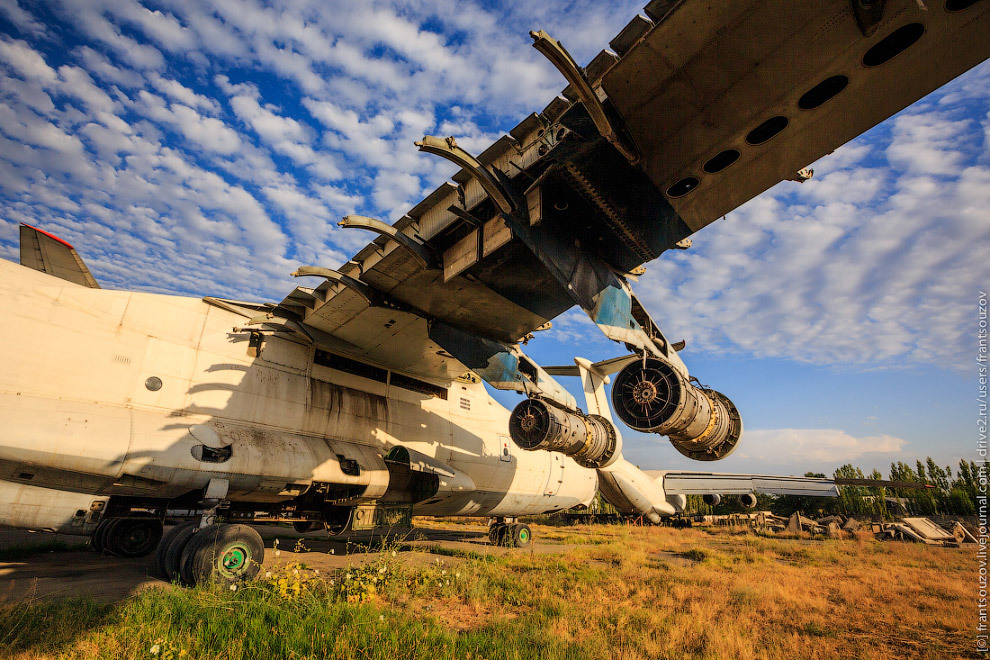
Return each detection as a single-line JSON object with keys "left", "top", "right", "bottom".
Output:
{"left": 666, "top": 177, "right": 699, "bottom": 198}
{"left": 745, "top": 116, "right": 788, "bottom": 145}
{"left": 945, "top": 0, "right": 981, "bottom": 11}
{"left": 862, "top": 23, "right": 925, "bottom": 67}
{"left": 798, "top": 75, "right": 849, "bottom": 110}
{"left": 702, "top": 149, "right": 740, "bottom": 174}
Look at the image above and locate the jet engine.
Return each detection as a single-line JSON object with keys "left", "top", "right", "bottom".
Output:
{"left": 611, "top": 357, "right": 742, "bottom": 461}
{"left": 509, "top": 398, "right": 620, "bottom": 468}
{"left": 739, "top": 493, "right": 758, "bottom": 509}
{"left": 702, "top": 493, "right": 721, "bottom": 507}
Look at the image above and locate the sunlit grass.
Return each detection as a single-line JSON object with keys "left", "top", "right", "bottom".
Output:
{"left": 0, "top": 524, "right": 971, "bottom": 660}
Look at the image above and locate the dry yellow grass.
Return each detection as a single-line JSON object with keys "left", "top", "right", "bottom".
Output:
{"left": 394, "top": 523, "right": 973, "bottom": 660}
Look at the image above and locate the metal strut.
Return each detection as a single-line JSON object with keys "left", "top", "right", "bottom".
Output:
{"left": 530, "top": 30, "right": 640, "bottom": 165}
{"left": 414, "top": 136, "right": 516, "bottom": 215}
{"left": 291, "top": 266, "right": 380, "bottom": 306}
{"left": 338, "top": 215, "right": 439, "bottom": 269}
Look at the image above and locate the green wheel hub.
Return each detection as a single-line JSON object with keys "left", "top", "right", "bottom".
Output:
{"left": 218, "top": 543, "right": 249, "bottom": 575}
{"left": 518, "top": 528, "right": 530, "bottom": 543}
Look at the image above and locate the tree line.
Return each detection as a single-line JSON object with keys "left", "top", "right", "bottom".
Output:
{"left": 686, "top": 457, "right": 983, "bottom": 519}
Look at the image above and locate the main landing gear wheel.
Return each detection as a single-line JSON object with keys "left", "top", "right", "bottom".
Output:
{"left": 179, "top": 524, "right": 264, "bottom": 587}
{"left": 154, "top": 521, "right": 199, "bottom": 581}
{"left": 89, "top": 518, "right": 114, "bottom": 553}
{"left": 104, "top": 518, "right": 163, "bottom": 558}
{"left": 292, "top": 521, "right": 321, "bottom": 534}
{"left": 488, "top": 522, "right": 532, "bottom": 548}
{"left": 511, "top": 523, "right": 532, "bottom": 548}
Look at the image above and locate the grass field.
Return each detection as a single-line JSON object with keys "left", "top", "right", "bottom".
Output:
{"left": 0, "top": 523, "right": 973, "bottom": 660}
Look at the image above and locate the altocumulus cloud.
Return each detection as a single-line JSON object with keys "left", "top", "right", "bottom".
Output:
{"left": 0, "top": 0, "right": 643, "bottom": 299}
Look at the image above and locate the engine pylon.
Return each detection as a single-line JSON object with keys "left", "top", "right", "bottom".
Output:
{"left": 508, "top": 398, "right": 620, "bottom": 468}
{"left": 611, "top": 357, "right": 742, "bottom": 461}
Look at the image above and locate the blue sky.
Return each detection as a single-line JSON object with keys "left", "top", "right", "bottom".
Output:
{"left": 0, "top": 1, "right": 987, "bottom": 477}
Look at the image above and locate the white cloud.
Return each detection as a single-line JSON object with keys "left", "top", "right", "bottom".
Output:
{"left": 0, "top": 0, "right": 47, "bottom": 38}
{"left": 74, "top": 46, "right": 144, "bottom": 88}
{"left": 732, "top": 429, "right": 906, "bottom": 464}
{"left": 148, "top": 73, "right": 218, "bottom": 112}
{"left": 0, "top": 37, "right": 57, "bottom": 83}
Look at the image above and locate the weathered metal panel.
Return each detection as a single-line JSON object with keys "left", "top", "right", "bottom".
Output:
{"left": 609, "top": 14, "right": 653, "bottom": 56}
{"left": 482, "top": 216, "right": 512, "bottom": 257}
{"left": 603, "top": 0, "right": 990, "bottom": 232}
{"left": 443, "top": 229, "right": 479, "bottom": 282}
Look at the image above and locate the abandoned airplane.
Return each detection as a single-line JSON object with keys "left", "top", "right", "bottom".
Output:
{"left": 1, "top": 0, "right": 987, "bottom": 585}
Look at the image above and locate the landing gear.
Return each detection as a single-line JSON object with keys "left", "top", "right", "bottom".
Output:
{"left": 154, "top": 521, "right": 199, "bottom": 581}
{"left": 488, "top": 519, "right": 532, "bottom": 548}
{"left": 512, "top": 523, "right": 532, "bottom": 548}
{"left": 90, "top": 517, "right": 163, "bottom": 557}
{"left": 178, "top": 524, "right": 264, "bottom": 587}
{"left": 105, "top": 518, "right": 163, "bottom": 557}
{"left": 89, "top": 518, "right": 113, "bottom": 553}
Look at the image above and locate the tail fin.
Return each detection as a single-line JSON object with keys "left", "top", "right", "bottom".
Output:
{"left": 19, "top": 223, "right": 100, "bottom": 288}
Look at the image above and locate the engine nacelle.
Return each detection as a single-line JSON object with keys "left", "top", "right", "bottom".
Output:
{"left": 739, "top": 493, "right": 758, "bottom": 509}
{"left": 508, "top": 398, "right": 620, "bottom": 468}
{"left": 611, "top": 357, "right": 742, "bottom": 461}
{"left": 702, "top": 493, "right": 721, "bottom": 507}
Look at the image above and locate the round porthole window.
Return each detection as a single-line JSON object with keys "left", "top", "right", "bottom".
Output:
{"left": 145, "top": 376, "right": 163, "bottom": 391}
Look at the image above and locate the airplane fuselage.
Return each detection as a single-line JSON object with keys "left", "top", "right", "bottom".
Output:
{"left": 0, "top": 259, "right": 596, "bottom": 535}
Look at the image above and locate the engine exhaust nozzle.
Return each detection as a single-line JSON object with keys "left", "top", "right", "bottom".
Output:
{"left": 508, "top": 398, "right": 620, "bottom": 468}
{"left": 702, "top": 493, "right": 721, "bottom": 507}
{"left": 611, "top": 357, "right": 742, "bottom": 461}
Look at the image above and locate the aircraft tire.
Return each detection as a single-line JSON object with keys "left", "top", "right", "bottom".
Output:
{"left": 488, "top": 523, "right": 506, "bottom": 546}
{"left": 292, "top": 520, "right": 321, "bottom": 534}
{"left": 510, "top": 523, "right": 532, "bottom": 548}
{"left": 89, "top": 518, "right": 115, "bottom": 553}
{"left": 179, "top": 524, "right": 264, "bottom": 587}
{"left": 105, "top": 517, "right": 164, "bottom": 558}
{"left": 155, "top": 522, "right": 199, "bottom": 580}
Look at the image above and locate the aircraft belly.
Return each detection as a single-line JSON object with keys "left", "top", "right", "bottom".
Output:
{"left": 0, "top": 479, "right": 107, "bottom": 536}
{"left": 0, "top": 393, "right": 131, "bottom": 488}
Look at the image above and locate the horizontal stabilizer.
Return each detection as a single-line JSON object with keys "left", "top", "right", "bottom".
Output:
{"left": 19, "top": 224, "right": 100, "bottom": 288}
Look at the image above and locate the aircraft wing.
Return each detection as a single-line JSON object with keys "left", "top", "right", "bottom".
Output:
{"left": 263, "top": 1, "right": 987, "bottom": 402}
{"left": 601, "top": 0, "right": 990, "bottom": 233}
{"left": 650, "top": 471, "right": 840, "bottom": 498}
{"left": 19, "top": 223, "right": 100, "bottom": 289}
